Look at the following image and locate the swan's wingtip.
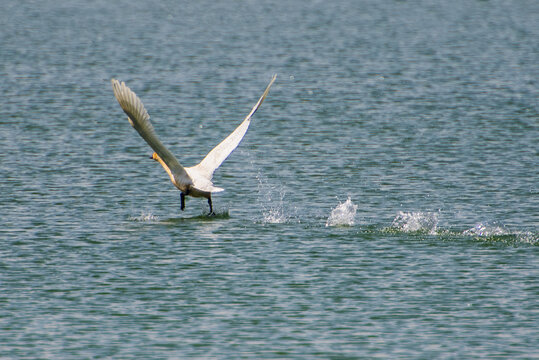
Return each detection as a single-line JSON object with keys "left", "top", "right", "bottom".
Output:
{"left": 111, "top": 78, "right": 123, "bottom": 92}
{"left": 111, "top": 78, "right": 128, "bottom": 90}
{"left": 265, "top": 74, "right": 277, "bottom": 89}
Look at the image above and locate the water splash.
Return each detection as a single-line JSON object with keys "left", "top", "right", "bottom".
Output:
{"left": 326, "top": 197, "right": 358, "bottom": 227}
{"left": 129, "top": 211, "right": 159, "bottom": 222}
{"left": 256, "top": 171, "right": 294, "bottom": 224}
{"left": 200, "top": 208, "right": 230, "bottom": 219}
{"left": 463, "top": 222, "right": 508, "bottom": 237}
{"left": 463, "top": 222, "right": 537, "bottom": 244}
{"left": 390, "top": 211, "right": 439, "bottom": 234}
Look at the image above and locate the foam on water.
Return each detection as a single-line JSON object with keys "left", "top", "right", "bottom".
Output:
{"left": 326, "top": 196, "right": 358, "bottom": 227}
{"left": 390, "top": 211, "right": 439, "bottom": 234}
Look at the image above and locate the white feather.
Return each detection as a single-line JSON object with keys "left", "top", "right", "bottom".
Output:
{"left": 111, "top": 75, "right": 276, "bottom": 208}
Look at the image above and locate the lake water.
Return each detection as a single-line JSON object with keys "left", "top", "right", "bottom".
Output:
{"left": 1, "top": 0, "right": 538, "bottom": 358}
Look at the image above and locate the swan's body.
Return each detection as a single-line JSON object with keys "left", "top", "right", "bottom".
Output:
{"left": 111, "top": 75, "right": 276, "bottom": 214}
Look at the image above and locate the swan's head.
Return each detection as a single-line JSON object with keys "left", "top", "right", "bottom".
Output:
{"left": 150, "top": 152, "right": 160, "bottom": 161}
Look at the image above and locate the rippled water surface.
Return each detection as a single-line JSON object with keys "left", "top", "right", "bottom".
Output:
{"left": 1, "top": 0, "right": 538, "bottom": 358}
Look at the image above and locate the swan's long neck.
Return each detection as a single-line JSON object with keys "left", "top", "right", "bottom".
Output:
{"left": 153, "top": 153, "right": 175, "bottom": 183}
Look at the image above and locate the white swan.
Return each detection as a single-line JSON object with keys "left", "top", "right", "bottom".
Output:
{"left": 111, "top": 75, "right": 276, "bottom": 214}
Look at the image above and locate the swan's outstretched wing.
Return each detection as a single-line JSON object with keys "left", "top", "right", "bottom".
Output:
{"left": 111, "top": 79, "right": 192, "bottom": 185}
{"left": 193, "top": 74, "right": 277, "bottom": 180}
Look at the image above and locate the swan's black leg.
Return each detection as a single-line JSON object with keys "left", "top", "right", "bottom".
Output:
{"left": 208, "top": 196, "right": 215, "bottom": 216}
{"left": 180, "top": 192, "right": 185, "bottom": 211}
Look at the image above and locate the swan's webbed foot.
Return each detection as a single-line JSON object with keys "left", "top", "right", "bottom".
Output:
{"left": 180, "top": 192, "right": 185, "bottom": 211}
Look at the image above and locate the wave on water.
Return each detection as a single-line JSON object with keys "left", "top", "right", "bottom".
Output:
{"left": 390, "top": 211, "right": 439, "bottom": 234}
{"left": 326, "top": 196, "right": 358, "bottom": 227}
{"left": 128, "top": 211, "right": 159, "bottom": 222}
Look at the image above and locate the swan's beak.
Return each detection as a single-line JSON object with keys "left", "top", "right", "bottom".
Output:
{"left": 149, "top": 155, "right": 154, "bottom": 159}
